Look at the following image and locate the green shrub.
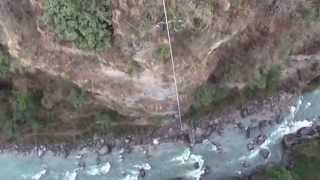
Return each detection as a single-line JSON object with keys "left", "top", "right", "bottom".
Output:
{"left": 290, "top": 138, "right": 320, "bottom": 180}
{"left": 254, "top": 65, "right": 281, "bottom": 91}
{"left": 193, "top": 85, "right": 230, "bottom": 108}
{"left": 0, "top": 110, "right": 15, "bottom": 138}
{"left": 167, "top": 8, "right": 186, "bottom": 32}
{"left": 255, "top": 68, "right": 268, "bottom": 89}
{"left": 127, "top": 60, "right": 143, "bottom": 75}
{"left": 43, "top": 0, "right": 113, "bottom": 51}
{"left": 302, "top": 4, "right": 320, "bottom": 26}
{"left": 67, "top": 88, "right": 88, "bottom": 108}
{"left": 13, "top": 91, "right": 41, "bottom": 123}
{"left": 95, "top": 111, "right": 117, "bottom": 130}
{"left": 265, "top": 167, "right": 294, "bottom": 180}
{"left": 266, "top": 65, "right": 281, "bottom": 90}
{"left": 155, "top": 45, "right": 170, "bottom": 62}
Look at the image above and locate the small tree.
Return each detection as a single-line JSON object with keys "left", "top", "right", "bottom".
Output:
{"left": 43, "top": 0, "right": 113, "bottom": 51}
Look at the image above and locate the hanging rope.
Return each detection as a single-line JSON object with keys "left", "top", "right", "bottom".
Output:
{"left": 162, "top": 0, "right": 183, "bottom": 130}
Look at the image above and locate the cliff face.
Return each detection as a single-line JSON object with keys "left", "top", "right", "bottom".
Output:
{"left": 0, "top": 0, "right": 319, "bottom": 119}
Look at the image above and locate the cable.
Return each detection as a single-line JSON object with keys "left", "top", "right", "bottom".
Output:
{"left": 161, "top": 0, "right": 183, "bottom": 130}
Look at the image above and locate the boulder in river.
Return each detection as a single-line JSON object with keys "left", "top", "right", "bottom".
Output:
{"left": 245, "top": 127, "right": 252, "bottom": 139}
{"left": 193, "top": 162, "right": 200, "bottom": 169}
{"left": 258, "top": 120, "right": 268, "bottom": 130}
{"left": 138, "top": 168, "right": 146, "bottom": 179}
{"left": 297, "top": 127, "right": 316, "bottom": 137}
{"left": 283, "top": 134, "right": 300, "bottom": 148}
{"left": 153, "top": 138, "right": 160, "bottom": 145}
{"left": 255, "top": 134, "right": 267, "bottom": 145}
{"left": 315, "top": 126, "right": 320, "bottom": 134}
{"left": 259, "top": 149, "right": 270, "bottom": 159}
{"left": 169, "top": 177, "right": 184, "bottom": 180}
{"left": 247, "top": 142, "right": 255, "bottom": 151}
{"left": 241, "top": 161, "right": 250, "bottom": 168}
{"left": 98, "top": 145, "right": 111, "bottom": 156}
{"left": 275, "top": 114, "right": 283, "bottom": 124}
{"left": 236, "top": 122, "right": 246, "bottom": 133}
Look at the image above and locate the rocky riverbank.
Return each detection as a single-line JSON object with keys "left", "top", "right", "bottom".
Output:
{"left": 249, "top": 126, "right": 320, "bottom": 180}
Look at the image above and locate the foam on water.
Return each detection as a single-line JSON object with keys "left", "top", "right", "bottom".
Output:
{"left": 305, "top": 102, "right": 312, "bottom": 109}
{"left": 240, "top": 97, "right": 312, "bottom": 161}
{"left": 202, "top": 139, "right": 218, "bottom": 151}
{"left": 133, "top": 163, "right": 152, "bottom": 170}
{"left": 186, "top": 154, "right": 205, "bottom": 180}
{"left": 64, "top": 169, "right": 78, "bottom": 180}
{"left": 122, "top": 170, "right": 140, "bottom": 180}
{"left": 86, "top": 162, "right": 111, "bottom": 176}
{"left": 171, "top": 148, "right": 191, "bottom": 164}
{"left": 31, "top": 169, "right": 47, "bottom": 180}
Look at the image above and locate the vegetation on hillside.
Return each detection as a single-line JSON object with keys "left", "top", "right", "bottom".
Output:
{"left": 253, "top": 138, "right": 320, "bottom": 180}
{"left": 155, "top": 45, "right": 170, "bottom": 62}
{"left": 43, "top": 0, "right": 113, "bottom": 51}
{"left": 67, "top": 88, "right": 88, "bottom": 108}
{"left": 192, "top": 84, "right": 231, "bottom": 109}
{"left": 254, "top": 65, "right": 282, "bottom": 91}
{"left": 0, "top": 47, "right": 12, "bottom": 77}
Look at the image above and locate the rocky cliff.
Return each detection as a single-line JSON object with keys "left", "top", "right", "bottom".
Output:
{"left": 0, "top": 0, "right": 319, "bottom": 145}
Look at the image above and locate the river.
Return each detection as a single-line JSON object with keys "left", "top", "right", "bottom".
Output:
{"left": 1, "top": 89, "right": 320, "bottom": 180}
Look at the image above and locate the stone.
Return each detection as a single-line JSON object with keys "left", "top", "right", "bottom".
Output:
{"left": 255, "top": 134, "right": 267, "bottom": 145}
{"left": 237, "top": 122, "right": 246, "bottom": 133}
{"left": 315, "top": 126, "right": 320, "bottom": 134}
{"left": 153, "top": 138, "right": 160, "bottom": 145}
{"left": 297, "top": 127, "right": 316, "bottom": 137}
{"left": 275, "top": 114, "right": 283, "bottom": 124}
{"left": 193, "top": 162, "right": 200, "bottom": 169}
{"left": 200, "top": 165, "right": 210, "bottom": 179}
{"left": 247, "top": 142, "right": 255, "bottom": 151}
{"left": 213, "top": 142, "right": 223, "bottom": 152}
{"left": 98, "top": 145, "right": 111, "bottom": 155}
{"left": 78, "top": 161, "right": 86, "bottom": 169}
{"left": 258, "top": 120, "right": 268, "bottom": 130}
{"left": 259, "top": 149, "right": 270, "bottom": 159}
{"left": 241, "top": 161, "right": 250, "bottom": 168}
{"left": 37, "top": 146, "right": 46, "bottom": 158}
{"left": 195, "top": 128, "right": 205, "bottom": 138}
{"left": 283, "top": 134, "right": 299, "bottom": 148}
{"left": 177, "top": 133, "right": 191, "bottom": 144}
{"left": 268, "top": 120, "right": 275, "bottom": 126}
{"left": 245, "top": 127, "right": 252, "bottom": 138}
{"left": 138, "top": 168, "right": 146, "bottom": 179}
{"left": 170, "top": 178, "right": 184, "bottom": 180}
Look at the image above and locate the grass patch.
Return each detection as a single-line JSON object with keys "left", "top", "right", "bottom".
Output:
{"left": 42, "top": 0, "right": 113, "bottom": 51}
